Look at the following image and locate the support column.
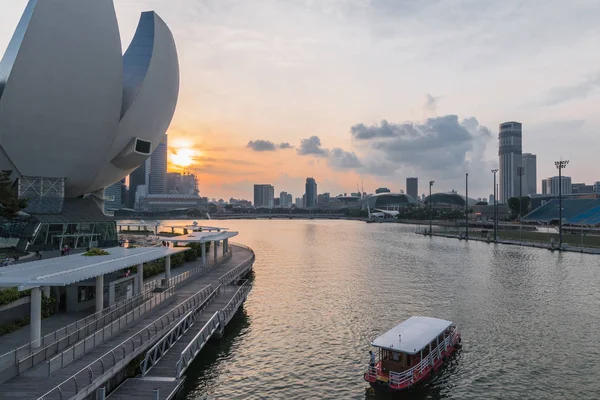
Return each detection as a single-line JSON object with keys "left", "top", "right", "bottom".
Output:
{"left": 224, "top": 238, "right": 229, "bottom": 253}
{"left": 223, "top": 239, "right": 227, "bottom": 255}
{"left": 30, "top": 287, "right": 42, "bottom": 348}
{"left": 42, "top": 286, "right": 50, "bottom": 298}
{"left": 165, "top": 255, "right": 171, "bottom": 282}
{"left": 95, "top": 275, "right": 104, "bottom": 314}
{"left": 213, "top": 240, "right": 218, "bottom": 261}
{"left": 137, "top": 263, "right": 143, "bottom": 294}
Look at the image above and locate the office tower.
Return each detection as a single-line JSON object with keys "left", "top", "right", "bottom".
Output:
{"left": 521, "top": 153, "right": 537, "bottom": 195}
{"left": 295, "top": 197, "right": 302, "bottom": 207}
{"left": 149, "top": 136, "right": 168, "bottom": 194}
{"left": 254, "top": 184, "right": 275, "bottom": 208}
{"left": 489, "top": 194, "right": 495, "bottom": 204}
{"left": 166, "top": 172, "right": 181, "bottom": 193}
{"left": 286, "top": 193, "right": 292, "bottom": 206}
{"left": 305, "top": 177, "right": 317, "bottom": 207}
{"left": 571, "top": 183, "right": 594, "bottom": 194}
{"left": 542, "top": 176, "right": 572, "bottom": 195}
{"left": 127, "top": 158, "right": 150, "bottom": 208}
{"left": 406, "top": 177, "right": 418, "bottom": 201}
{"left": 280, "top": 191, "right": 291, "bottom": 207}
{"left": 498, "top": 121, "right": 522, "bottom": 202}
{"left": 104, "top": 179, "right": 125, "bottom": 211}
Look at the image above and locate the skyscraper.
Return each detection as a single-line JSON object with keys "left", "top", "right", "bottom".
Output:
{"left": 305, "top": 177, "right": 317, "bottom": 207}
{"left": 521, "top": 153, "right": 537, "bottom": 195}
{"left": 104, "top": 179, "right": 125, "bottom": 211}
{"left": 542, "top": 176, "right": 572, "bottom": 195}
{"left": 127, "top": 158, "right": 150, "bottom": 208}
{"left": 254, "top": 184, "right": 275, "bottom": 208}
{"left": 498, "top": 121, "right": 522, "bottom": 202}
{"left": 406, "top": 177, "right": 418, "bottom": 201}
{"left": 149, "top": 137, "right": 168, "bottom": 194}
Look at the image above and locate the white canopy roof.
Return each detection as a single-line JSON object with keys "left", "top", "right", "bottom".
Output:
{"left": 371, "top": 316, "right": 453, "bottom": 354}
{"left": 0, "top": 246, "right": 188, "bottom": 291}
{"left": 162, "top": 225, "right": 228, "bottom": 231}
{"left": 160, "top": 231, "right": 238, "bottom": 243}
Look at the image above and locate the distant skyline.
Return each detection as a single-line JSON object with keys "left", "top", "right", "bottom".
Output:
{"left": 2, "top": 1, "right": 600, "bottom": 199}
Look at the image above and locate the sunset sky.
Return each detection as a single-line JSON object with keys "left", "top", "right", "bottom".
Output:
{"left": 2, "top": 1, "right": 600, "bottom": 200}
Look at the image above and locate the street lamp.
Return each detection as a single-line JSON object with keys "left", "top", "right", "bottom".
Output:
{"left": 465, "top": 173, "right": 469, "bottom": 240}
{"left": 429, "top": 180, "right": 434, "bottom": 236}
{"left": 491, "top": 169, "right": 498, "bottom": 241}
{"left": 517, "top": 166, "right": 525, "bottom": 243}
{"left": 555, "top": 159, "right": 569, "bottom": 248}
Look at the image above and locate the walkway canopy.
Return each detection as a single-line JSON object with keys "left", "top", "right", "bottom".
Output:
{"left": 0, "top": 246, "right": 187, "bottom": 291}
{"left": 160, "top": 230, "right": 237, "bottom": 243}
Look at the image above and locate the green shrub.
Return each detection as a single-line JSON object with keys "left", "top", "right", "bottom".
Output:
{"left": 83, "top": 248, "right": 110, "bottom": 256}
{"left": 0, "top": 288, "right": 30, "bottom": 306}
{"left": 0, "top": 317, "right": 29, "bottom": 336}
{"left": 184, "top": 248, "right": 198, "bottom": 262}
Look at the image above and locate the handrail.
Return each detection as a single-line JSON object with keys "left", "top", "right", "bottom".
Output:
{"left": 38, "top": 284, "right": 216, "bottom": 400}
{"left": 139, "top": 284, "right": 218, "bottom": 376}
{"left": 175, "top": 311, "right": 220, "bottom": 379}
{"left": 218, "top": 252, "right": 255, "bottom": 286}
{"left": 218, "top": 280, "right": 251, "bottom": 325}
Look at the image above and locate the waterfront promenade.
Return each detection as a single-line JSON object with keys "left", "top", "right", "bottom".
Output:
{"left": 0, "top": 245, "right": 254, "bottom": 400}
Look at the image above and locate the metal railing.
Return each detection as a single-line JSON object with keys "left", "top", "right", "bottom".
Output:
{"left": 39, "top": 284, "right": 215, "bottom": 400}
{"left": 218, "top": 253, "right": 255, "bottom": 286}
{"left": 0, "top": 287, "right": 157, "bottom": 379}
{"left": 140, "top": 284, "right": 220, "bottom": 376}
{"left": 168, "top": 250, "right": 232, "bottom": 289}
{"left": 175, "top": 311, "right": 220, "bottom": 379}
{"left": 44, "top": 286, "right": 177, "bottom": 376}
{"left": 218, "top": 280, "right": 251, "bottom": 326}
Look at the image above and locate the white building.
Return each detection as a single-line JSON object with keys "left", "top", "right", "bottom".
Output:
{"left": 541, "top": 176, "right": 572, "bottom": 195}
{"left": 521, "top": 153, "right": 537, "bottom": 195}
{"left": 498, "top": 121, "right": 522, "bottom": 202}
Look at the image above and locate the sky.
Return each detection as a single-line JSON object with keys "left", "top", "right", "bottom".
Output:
{"left": 1, "top": 0, "right": 600, "bottom": 201}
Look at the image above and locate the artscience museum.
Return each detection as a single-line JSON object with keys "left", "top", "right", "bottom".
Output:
{"left": 0, "top": 0, "right": 179, "bottom": 250}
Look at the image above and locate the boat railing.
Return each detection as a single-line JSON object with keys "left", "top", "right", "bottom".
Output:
{"left": 387, "top": 330, "right": 459, "bottom": 387}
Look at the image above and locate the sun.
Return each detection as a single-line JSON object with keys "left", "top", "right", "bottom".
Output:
{"left": 170, "top": 148, "right": 195, "bottom": 168}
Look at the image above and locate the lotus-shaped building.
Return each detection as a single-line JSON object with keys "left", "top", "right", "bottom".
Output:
{"left": 0, "top": 0, "right": 179, "bottom": 210}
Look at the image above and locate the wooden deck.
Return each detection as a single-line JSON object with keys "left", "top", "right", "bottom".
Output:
{"left": 0, "top": 246, "right": 253, "bottom": 400}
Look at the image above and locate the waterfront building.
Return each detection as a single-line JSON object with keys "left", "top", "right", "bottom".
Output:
{"left": 254, "top": 184, "right": 275, "bottom": 208}
{"left": 137, "top": 193, "right": 206, "bottom": 211}
{"left": 318, "top": 192, "right": 331, "bottom": 205}
{"left": 295, "top": 197, "right": 303, "bottom": 207}
{"left": 572, "top": 183, "right": 594, "bottom": 194}
{"left": 305, "top": 178, "right": 317, "bottom": 207}
{"left": 423, "top": 192, "right": 478, "bottom": 209}
{"left": 489, "top": 194, "right": 495, "bottom": 204}
{"left": 279, "top": 191, "right": 293, "bottom": 207}
{"left": 594, "top": 182, "right": 600, "bottom": 193}
{"left": 521, "top": 153, "right": 537, "bottom": 195}
{"left": 498, "top": 121, "right": 522, "bottom": 202}
{"left": 406, "top": 177, "right": 418, "bottom": 201}
{"left": 104, "top": 179, "right": 125, "bottom": 212}
{"left": 375, "top": 187, "right": 391, "bottom": 194}
{"left": 541, "top": 176, "right": 572, "bottom": 195}
{"left": 363, "top": 193, "right": 417, "bottom": 213}
{"left": 149, "top": 137, "right": 168, "bottom": 194}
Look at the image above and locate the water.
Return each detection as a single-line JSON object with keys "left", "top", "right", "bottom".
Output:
{"left": 141, "top": 220, "right": 600, "bottom": 399}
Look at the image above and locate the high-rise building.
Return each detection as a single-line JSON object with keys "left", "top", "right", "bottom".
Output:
{"left": 521, "top": 153, "right": 537, "bottom": 196}
{"left": 166, "top": 172, "right": 181, "bottom": 193}
{"left": 406, "top": 177, "right": 418, "bottom": 201}
{"left": 498, "top": 121, "right": 522, "bottom": 202}
{"left": 254, "top": 184, "right": 275, "bottom": 208}
{"left": 127, "top": 158, "right": 150, "bottom": 208}
{"left": 571, "top": 183, "right": 594, "bottom": 194}
{"left": 104, "top": 179, "right": 125, "bottom": 212}
{"left": 280, "top": 191, "right": 293, "bottom": 207}
{"left": 149, "top": 137, "right": 168, "bottom": 194}
{"left": 489, "top": 194, "right": 495, "bottom": 204}
{"left": 594, "top": 182, "right": 600, "bottom": 194}
{"left": 295, "top": 197, "right": 302, "bottom": 207}
{"left": 542, "top": 176, "right": 572, "bottom": 195}
{"left": 317, "top": 192, "right": 330, "bottom": 205}
{"left": 305, "top": 177, "right": 317, "bottom": 207}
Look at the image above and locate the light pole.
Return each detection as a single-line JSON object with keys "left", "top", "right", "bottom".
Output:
{"left": 491, "top": 169, "right": 498, "bottom": 241}
{"left": 555, "top": 160, "right": 569, "bottom": 248}
{"left": 517, "top": 166, "right": 524, "bottom": 243}
{"left": 429, "top": 180, "right": 434, "bottom": 236}
{"left": 465, "top": 173, "right": 469, "bottom": 240}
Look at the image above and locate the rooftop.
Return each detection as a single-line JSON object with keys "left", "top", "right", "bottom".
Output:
{"left": 160, "top": 231, "right": 238, "bottom": 243}
{"left": 0, "top": 246, "right": 188, "bottom": 291}
{"left": 371, "top": 316, "right": 453, "bottom": 354}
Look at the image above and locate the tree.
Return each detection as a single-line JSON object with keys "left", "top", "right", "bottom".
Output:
{"left": 0, "top": 170, "right": 27, "bottom": 220}
{"left": 507, "top": 196, "right": 531, "bottom": 218}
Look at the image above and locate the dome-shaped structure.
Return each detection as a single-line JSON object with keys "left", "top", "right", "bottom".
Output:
{"left": 0, "top": 0, "right": 179, "bottom": 198}
{"left": 362, "top": 193, "right": 417, "bottom": 211}
{"left": 423, "top": 192, "right": 478, "bottom": 207}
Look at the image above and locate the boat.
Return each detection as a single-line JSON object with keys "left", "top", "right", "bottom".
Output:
{"left": 364, "top": 316, "right": 461, "bottom": 392}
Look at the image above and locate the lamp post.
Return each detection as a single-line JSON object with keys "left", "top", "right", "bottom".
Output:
{"left": 491, "top": 169, "right": 498, "bottom": 241}
{"left": 517, "top": 166, "right": 524, "bottom": 243}
{"left": 555, "top": 160, "right": 569, "bottom": 248}
{"left": 429, "top": 180, "right": 434, "bottom": 236}
{"left": 465, "top": 173, "right": 469, "bottom": 240}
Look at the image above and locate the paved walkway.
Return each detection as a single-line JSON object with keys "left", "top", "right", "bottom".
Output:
{"left": 0, "top": 246, "right": 253, "bottom": 400}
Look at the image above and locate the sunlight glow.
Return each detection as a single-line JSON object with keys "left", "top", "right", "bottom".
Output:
{"left": 170, "top": 148, "right": 195, "bottom": 167}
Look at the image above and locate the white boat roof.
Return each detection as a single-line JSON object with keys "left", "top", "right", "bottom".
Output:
{"left": 371, "top": 316, "right": 454, "bottom": 354}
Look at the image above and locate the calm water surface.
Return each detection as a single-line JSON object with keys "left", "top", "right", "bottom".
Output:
{"left": 156, "top": 220, "right": 600, "bottom": 399}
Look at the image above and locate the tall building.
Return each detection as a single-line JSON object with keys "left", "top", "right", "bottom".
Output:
{"left": 498, "top": 121, "right": 522, "bottom": 202}
{"left": 305, "top": 177, "right": 317, "bottom": 207}
{"left": 104, "top": 179, "right": 125, "bottom": 211}
{"left": 594, "top": 182, "right": 600, "bottom": 194}
{"left": 295, "top": 197, "right": 303, "bottom": 207}
{"left": 166, "top": 172, "right": 181, "bottom": 193}
{"left": 406, "top": 177, "right": 418, "bottom": 200}
{"left": 489, "top": 194, "right": 495, "bottom": 204}
{"left": 317, "top": 192, "right": 330, "bottom": 205}
{"left": 127, "top": 158, "right": 150, "bottom": 208}
{"left": 521, "top": 153, "right": 537, "bottom": 196}
{"left": 254, "top": 184, "right": 275, "bottom": 208}
{"left": 149, "top": 137, "right": 168, "bottom": 194}
{"left": 541, "top": 176, "right": 572, "bottom": 195}
{"left": 571, "top": 183, "right": 594, "bottom": 194}
{"left": 280, "top": 191, "right": 293, "bottom": 207}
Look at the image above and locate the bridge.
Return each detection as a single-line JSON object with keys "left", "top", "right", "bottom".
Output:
{"left": 0, "top": 244, "right": 255, "bottom": 400}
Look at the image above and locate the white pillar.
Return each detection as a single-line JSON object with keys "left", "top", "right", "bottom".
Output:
{"left": 223, "top": 239, "right": 226, "bottom": 256}
{"left": 165, "top": 255, "right": 171, "bottom": 282}
{"left": 137, "top": 263, "right": 143, "bottom": 294}
{"left": 95, "top": 275, "right": 104, "bottom": 313}
{"left": 224, "top": 238, "right": 229, "bottom": 253}
{"left": 201, "top": 242, "right": 206, "bottom": 266}
{"left": 213, "top": 240, "right": 218, "bottom": 261}
{"left": 30, "top": 287, "right": 42, "bottom": 348}
{"left": 42, "top": 286, "right": 50, "bottom": 298}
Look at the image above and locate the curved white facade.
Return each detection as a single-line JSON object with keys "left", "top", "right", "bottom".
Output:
{"left": 0, "top": 1, "right": 179, "bottom": 197}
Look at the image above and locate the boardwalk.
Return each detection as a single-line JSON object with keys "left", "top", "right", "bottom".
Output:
{"left": 0, "top": 245, "right": 253, "bottom": 400}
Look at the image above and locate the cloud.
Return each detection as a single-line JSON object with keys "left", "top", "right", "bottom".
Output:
{"left": 424, "top": 93, "right": 439, "bottom": 112}
{"left": 297, "top": 135, "right": 328, "bottom": 157}
{"left": 350, "top": 120, "right": 420, "bottom": 140}
{"left": 541, "top": 71, "right": 600, "bottom": 106}
{"left": 247, "top": 140, "right": 276, "bottom": 151}
{"left": 329, "top": 148, "right": 363, "bottom": 169}
{"left": 279, "top": 142, "right": 293, "bottom": 149}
